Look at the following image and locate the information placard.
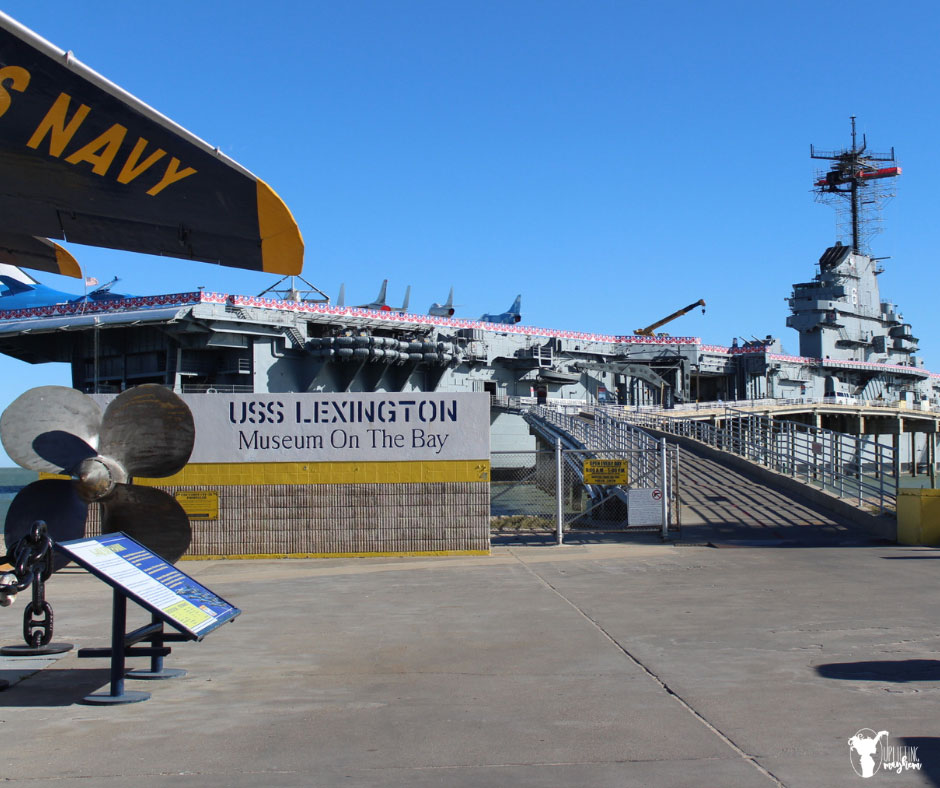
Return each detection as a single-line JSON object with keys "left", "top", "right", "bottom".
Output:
{"left": 583, "top": 459, "right": 629, "bottom": 485}
{"left": 628, "top": 489, "right": 662, "bottom": 526}
{"left": 57, "top": 534, "right": 240, "bottom": 640}
{"left": 175, "top": 491, "right": 219, "bottom": 520}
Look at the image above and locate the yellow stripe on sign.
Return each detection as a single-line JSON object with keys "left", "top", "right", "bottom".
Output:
{"left": 134, "top": 459, "right": 491, "bottom": 487}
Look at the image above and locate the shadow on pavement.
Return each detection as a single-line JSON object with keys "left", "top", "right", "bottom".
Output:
{"left": 491, "top": 529, "right": 894, "bottom": 549}
{"left": 898, "top": 737, "right": 940, "bottom": 786}
{"left": 491, "top": 530, "right": 667, "bottom": 546}
{"left": 0, "top": 668, "right": 112, "bottom": 706}
{"left": 816, "top": 659, "right": 940, "bottom": 683}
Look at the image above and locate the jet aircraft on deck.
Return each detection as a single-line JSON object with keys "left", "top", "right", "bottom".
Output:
{"left": 0, "top": 264, "right": 128, "bottom": 309}
{"left": 481, "top": 295, "right": 522, "bottom": 325}
{"left": 428, "top": 288, "right": 455, "bottom": 317}
{"left": 337, "top": 280, "right": 411, "bottom": 313}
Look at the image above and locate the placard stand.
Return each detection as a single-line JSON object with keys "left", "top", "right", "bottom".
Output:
{"left": 58, "top": 532, "right": 240, "bottom": 705}
{"left": 126, "top": 612, "right": 188, "bottom": 681}
{"left": 78, "top": 589, "right": 190, "bottom": 704}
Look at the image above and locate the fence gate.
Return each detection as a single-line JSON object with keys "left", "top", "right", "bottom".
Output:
{"left": 490, "top": 440, "right": 680, "bottom": 543}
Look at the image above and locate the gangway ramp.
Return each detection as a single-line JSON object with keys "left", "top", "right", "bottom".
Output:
{"left": 531, "top": 403, "right": 896, "bottom": 544}
{"left": 676, "top": 442, "right": 870, "bottom": 545}
{"left": 602, "top": 404, "right": 898, "bottom": 541}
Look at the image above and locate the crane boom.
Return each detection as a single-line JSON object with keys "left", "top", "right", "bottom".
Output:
{"left": 634, "top": 299, "right": 706, "bottom": 336}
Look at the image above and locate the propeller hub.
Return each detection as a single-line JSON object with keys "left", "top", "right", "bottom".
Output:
{"left": 73, "top": 456, "right": 127, "bottom": 502}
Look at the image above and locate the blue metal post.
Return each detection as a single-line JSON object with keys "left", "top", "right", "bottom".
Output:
{"left": 109, "top": 590, "right": 126, "bottom": 698}
{"left": 80, "top": 589, "right": 150, "bottom": 704}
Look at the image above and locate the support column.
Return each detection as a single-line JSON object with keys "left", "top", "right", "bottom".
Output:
{"left": 555, "top": 438, "right": 563, "bottom": 546}
{"left": 893, "top": 432, "right": 901, "bottom": 480}
{"left": 931, "top": 433, "right": 937, "bottom": 489}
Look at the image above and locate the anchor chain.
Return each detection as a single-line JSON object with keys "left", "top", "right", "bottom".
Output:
{"left": 2, "top": 521, "right": 56, "bottom": 647}
{"left": 24, "top": 568, "right": 54, "bottom": 648}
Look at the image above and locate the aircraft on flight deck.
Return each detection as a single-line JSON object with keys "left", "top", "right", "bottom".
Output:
{"left": 481, "top": 295, "right": 522, "bottom": 325}
{"left": 428, "top": 287, "right": 456, "bottom": 317}
{"left": 337, "top": 280, "right": 411, "bottom": 313}
{"left": 0, "top": 264, "right": 129, "bottom": 309}
{"left": 0, "top": 11, "right": 304, "bottom": 279}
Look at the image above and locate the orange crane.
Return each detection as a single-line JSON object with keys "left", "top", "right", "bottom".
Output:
{"left": 634, "top": 299, "right": 706, "bottom": 336}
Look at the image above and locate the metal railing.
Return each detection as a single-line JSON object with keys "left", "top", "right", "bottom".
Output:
{"left": 598, "top": 404, "right": 897, "bottom": 514}
{"left": 519, "top": 405, "right": 680, "bottom": 539}
{"left": 528, "top": 405, "right": 673, "bottom": 485}
{"left": 614, "top": 396, "right": 939, "bottom": 415}
{"left": 180, "top": 383, "right": 254, "bottom": 394}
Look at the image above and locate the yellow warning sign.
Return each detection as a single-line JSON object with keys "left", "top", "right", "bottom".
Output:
{"left": 175, "top": 491, "right": 219, "bottom": 520}
{"left": 583, "top": 459, "right": 629, "bottom": 485}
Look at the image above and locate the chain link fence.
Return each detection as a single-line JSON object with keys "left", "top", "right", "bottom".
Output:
{"left": 491, "top": 443, "right": 679, "bottom": 542}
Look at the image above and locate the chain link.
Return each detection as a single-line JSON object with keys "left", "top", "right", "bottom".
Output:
{"left": 24, "top": 599, "right": 53, "bottom": 648}
{"left": 4, "top": 521, "right": 53, "bottom": 592}
{"left": 2, "top": 521, "right": 57, "bottom": 647}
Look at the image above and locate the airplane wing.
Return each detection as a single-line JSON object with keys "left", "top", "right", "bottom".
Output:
{"left": 0, "top": 12, "right": 303, "bottom": 276}
{"left": 0, "top": 232, "right": 80, "bottom": 277}
{"left": 0, "top": 262, "right": 39, "bottom": 285}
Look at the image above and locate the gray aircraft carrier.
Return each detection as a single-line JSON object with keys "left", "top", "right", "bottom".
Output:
{"left": 0, "top": 122, "right": 933, "bottom": 411}
{"left": 0, "top": 246, "right": 931, "bottom": 409}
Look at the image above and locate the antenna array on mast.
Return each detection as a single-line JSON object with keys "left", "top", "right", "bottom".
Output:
{"left": 810, "top": 116, "right": 900, "bottom": 255}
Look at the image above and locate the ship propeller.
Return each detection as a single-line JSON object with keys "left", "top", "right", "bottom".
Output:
{"left": 1, "top": 385, "right": 195, "bottom": 566}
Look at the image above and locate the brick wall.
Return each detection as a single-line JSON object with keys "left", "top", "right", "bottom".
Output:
{"left": 83, "top": 460, "right": 492, "bottom": 557}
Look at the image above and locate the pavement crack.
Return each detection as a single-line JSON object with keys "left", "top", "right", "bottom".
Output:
{"left": 508, "top": 548, "right": 788, "bottom": 788}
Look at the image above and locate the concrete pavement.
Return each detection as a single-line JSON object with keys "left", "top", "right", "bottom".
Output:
{"left": 1, "top": 534, "right": 939, "bottom": 787}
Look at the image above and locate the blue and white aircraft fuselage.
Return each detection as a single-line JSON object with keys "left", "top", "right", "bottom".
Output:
{"left": 0, "top": 266, "right": 127, "bottom": 309}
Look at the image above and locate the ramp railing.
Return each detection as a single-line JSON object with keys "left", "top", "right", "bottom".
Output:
{"left": 528, "top": 404, "right": 674, "bottom": 490}
{"left": 595, "top": 404, "right": 897, "bottom": 514}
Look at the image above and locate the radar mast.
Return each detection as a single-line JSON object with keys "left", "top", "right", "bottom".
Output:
{"left": 810, "top": 117, "right": 900, "bottom": 255}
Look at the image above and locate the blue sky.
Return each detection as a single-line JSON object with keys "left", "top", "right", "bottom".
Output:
{"left": 1, "top": 0, "right": 939, "bottom": 407}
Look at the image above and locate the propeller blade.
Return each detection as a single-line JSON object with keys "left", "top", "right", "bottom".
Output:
{"left": 0, "top": 386, "right": 100, "bottom": 473}
{"left": 4, "top": 480, "right": 87, "bottom": 570}
{"left": 100, "top": 484, "right": 192, "bottom": 564}
{"left": 99, "top": 385, "right": 195, "bottom": 478}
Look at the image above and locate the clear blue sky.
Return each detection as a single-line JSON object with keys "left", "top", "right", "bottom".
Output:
{"left": 2, "top": 0, "right": 939, "bottom": 405}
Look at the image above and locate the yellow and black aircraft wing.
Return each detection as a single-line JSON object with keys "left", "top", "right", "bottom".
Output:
{"left": 0, "top": 232, "right": 80, "bottom": 277}
{"left": 0, "top": 12, "right": 303, "bottom": 276}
